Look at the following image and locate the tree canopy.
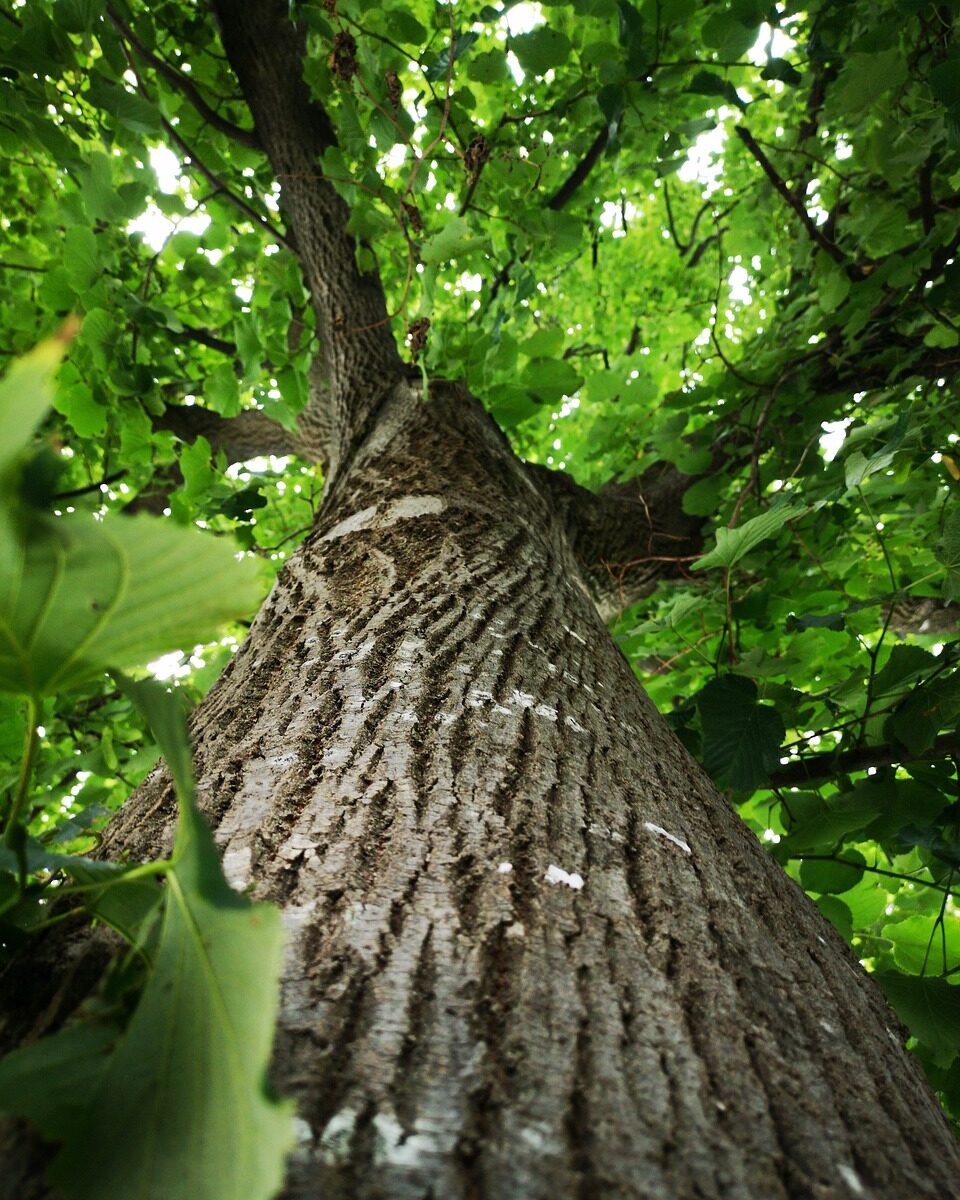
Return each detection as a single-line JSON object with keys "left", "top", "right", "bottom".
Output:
{"left": 2, "top": 0, "right": 960, "bottom": 1194}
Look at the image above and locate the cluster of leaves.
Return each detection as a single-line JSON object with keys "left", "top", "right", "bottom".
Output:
{"left": 4, "top": 0, "right": 960, "bottom": 1157}
{"left": 0, "top": 339, "right": 291, "bottom": 1199}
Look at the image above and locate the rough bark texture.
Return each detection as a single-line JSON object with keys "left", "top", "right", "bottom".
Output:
{"left": 89, "top": 382, "right": 960, "bottom": 1199}
{"left": 4, "top": 3, "right": 960, "bottom": 1196}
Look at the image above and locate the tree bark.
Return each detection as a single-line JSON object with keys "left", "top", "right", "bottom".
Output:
{"left": 3, "top": 3, "right": 959, "bottom": 1195}
{"left": 89, "top": 380, "right": 960, "bottom": 1199}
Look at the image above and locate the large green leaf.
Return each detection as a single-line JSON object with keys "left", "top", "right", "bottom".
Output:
{"left": 42, "top": 798, "right": 294, "bottom": 1200}
{"left": 876, "top": 974, "right": 960, "bottom": 1063}
{"left": 512, "top": 27, "right": 571, "bottom": 75}
{"left": 882, "top": 915, "right": 960, "bottom": 976}
{"left": 0, "top": 511, "right": 261, "bottom": 696}
{"left": 0, "top": 329, "right": 74, "bottom": 480}
{"left": 691, "top": 503, "right": 806, "bottom": 571}
{"left": 697, "top": 675, "right": 785, "bottom": 791}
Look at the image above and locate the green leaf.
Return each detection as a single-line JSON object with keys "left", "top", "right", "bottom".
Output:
{"left": 86, "top": 78, "right": 162, "bottom": 134}
{"left": 630, "top": 591, "right": 706, "bottom": 633}
{"left": 0, "top": 332, "right": 74, "bottom": 480}
{"left": 691, "top": 503, "right": 806, "bottom": 571}
{"left": 0, "top": 512, "right": 261, "bottom": 696}
{"left": 420, "top": 216, "right": 485, "bottom": 265}
{"left": 799, "top": 850, "right": 866, "bottom": 894}
{"left": 114, "top": 672, "right": 194, "bottom": 803}
{"left": 512, "top": 27, "right": 571, "bottom": 75}
{"left": 761, "top": 57, "right": 802, "bottom": 86}
{"left": 681, "top": 474, "right": 726, "bottom": 517}
{"left": 55, "top": 376, "right": 108, "bottom": 438}
{"left": 467, "top": 49, "right": 508, "bottom": 84}
{"left": 519, "top": 357, "right": 583, "bottom": 401}
{"left": 35, "top": 801, "right": 294, "bottom": 1200}
{"left": 77, "top": 308, "right": 116, "bottom": 374}
{"left": 700, "top": 12, "right": 756, "bottom": 59}
{"left": 832, "top": 50, "right": 907, "bottom": 112}
{"left": 815, "top": 895, "right": 853, "bottom": 941}
{"left": 686, "top": 70, "right": 746, "bottom": 111}
{"left": 883, "top": 914, "right": 960, "bottom": 976}
{"left": 816, "top": 258, "right": 850, "bottom": 314}
{"left": 876, "top": 974, "right": 960, "bottom": 1060}
{"left": 0, "top": 1021, "right": 116, "bottom": 1134}
{"left": 386, "top": 7, "right": 426, "bottom": 45}
{"left": 697, "top": 675, "right": 785, "bottom": 791}
{"left": 64, "top": 226, "right": 100, "bottom": 292}
{"left": 424, "top": 30, "right": 479, "bottom": 81}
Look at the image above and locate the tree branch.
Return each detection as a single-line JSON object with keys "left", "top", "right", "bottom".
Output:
{"left": 547, "top": 125, "right": 609, "bottom": 211}
{"left": 161, "top": 117, "right": 290, "bottom": 249}
{"left": 526, "top": 460, "right": 704, "bottom": 620}
{"left": 734, "top": 125, "right": 846, "bottom": 264}
{"left": 213, "top": 0, "right": 403, "bottom": 478}
{"left": 769, "top": 733, "right": 960, "bottom": 788}
{"left": 153, "top": 404, "right": 300, "bottom": 458}
{"left": 107, "top": 5, "right": 260, "bottom": 148}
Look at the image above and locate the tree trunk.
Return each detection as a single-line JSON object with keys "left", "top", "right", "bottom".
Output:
{"left": 92, "top": 380, "right": 960, "bottom": 1199}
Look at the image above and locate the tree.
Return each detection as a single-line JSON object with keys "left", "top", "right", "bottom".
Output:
{"left": 2, "top": 0, "right": 960, "bottom": 1196}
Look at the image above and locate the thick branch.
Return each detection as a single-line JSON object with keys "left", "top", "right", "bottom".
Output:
{"left": 153, "top": 404, "right": 303, "bottom": 460}
{"left": 770, "top": 733, "right": 960, "bottom": 788}
{"left": 108, "top": 5, "right": 260, "bottom": 148}
{"left": 735, "top": 125, "right": 846, "bottom": 264}
{"left": 161, "top": 117, "right": 289, "bottom": 248}
{"left": 213, "top": 0, "right": 403, "bottom": 479}
{"left": 526, "top": 460, "right": 704, "bottom": 620}
{"left": 547, "top": 125, "right": 609, "bottom": 211}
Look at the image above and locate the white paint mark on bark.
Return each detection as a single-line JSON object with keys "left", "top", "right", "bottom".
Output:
{"left": 386, "top": 494, "right": 445, "bottom": 522}
{"left": 221, "top": 844, "right": 252, "bottom": 889}
{"left": 318, "top": 1109, "right": 357, "bottom": 1165}
{"left": 545, "top": 864, "right": 585, "bottom": 890}
{"left": 321, "top": 505, "right": 378, "bottom": 542}
{"left": 519, "top": 1122, "right": 561, "bottom": 1152}
{"left": 320, "top": 495, "right": 445, "bottom": 543}
{"left": 283, "top": 834, "right": 320, "bottom": 854}
{"left": 372, "top": 1111, "right": 442, "bottom": 1168}
{"left": 292, "top": 1117, "right": 313, "bottom": 1144}
{"left": 837, "top": 1164, "right": 865, "bottom": 1195}
{"left": 643, "top": 821, "right": 692, "bottom": 854}
{"left": 497, "top": 861, "right": 513, "bottom": 874}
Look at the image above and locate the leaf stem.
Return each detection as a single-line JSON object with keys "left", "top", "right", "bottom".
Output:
{"left": 3, "top": 696, "right": 40, "bottom": 848}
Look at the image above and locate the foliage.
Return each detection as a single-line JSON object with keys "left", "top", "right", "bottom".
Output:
{"left": 0, "top": 338, "right": 291, "bottom": 1198}
{"left": 2, "top": 0, "right": 960, "bottom": 1185}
